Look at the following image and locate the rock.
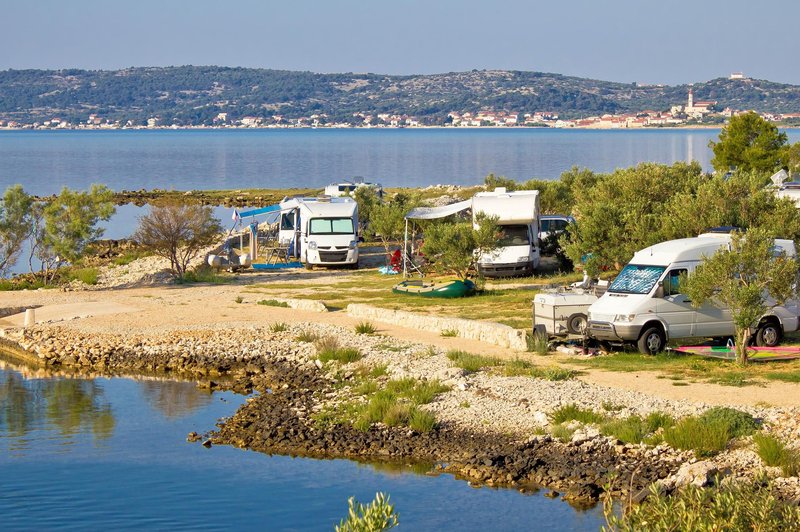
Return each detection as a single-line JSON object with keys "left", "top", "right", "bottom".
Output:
{"left": 186, "top": 431, "right": 201, "bottom": 442}
{"left": 202, "top": 439, "right": 213, "bottom": 448}
{"left": 672, "top": 460, "right": 721, "bottom": 488}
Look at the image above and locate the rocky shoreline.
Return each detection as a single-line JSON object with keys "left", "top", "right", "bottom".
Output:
{"left": 3, "top": 318, "right": 800, "bottom": 507}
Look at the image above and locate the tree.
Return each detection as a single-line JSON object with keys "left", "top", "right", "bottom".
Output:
{"left": 709, "top": 112, "right": 789, "bottom": 174}
{"left": 133, "top": 202, "right": 221, "bottom": 279}
{"left": 37, "top": 185, "right": 115, "bottom": 281}
{"left": 353, "top": 186, "right": 381, "bottom": 238}
{"left": 421, "top": 214, "right": 499, "bottom": 280}
{"left": 369, "top": 202, "right": 407, "bottom": 256}
{"left": 681, "top": 229, "right": 799, "bottom": 365}
{"left": 0, "top": 185, "right": 34, "bottom": 276}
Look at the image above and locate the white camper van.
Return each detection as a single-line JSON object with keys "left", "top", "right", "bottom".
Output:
{"left": 587, "top": 233, "right": 800, "bottom": 354}
{"left": 473, "top": 188, "right": 541, "bottom": 278}
{"left": 278, "top": 197, "right": 359, "bottom": 269}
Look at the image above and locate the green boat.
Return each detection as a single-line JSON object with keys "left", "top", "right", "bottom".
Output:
{"left": 392, "top": 279, "right": 476, "bottom": 298}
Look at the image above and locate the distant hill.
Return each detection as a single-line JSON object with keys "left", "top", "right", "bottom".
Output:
{"left": 2, "top": 67, "right": 800, "bottom": 125}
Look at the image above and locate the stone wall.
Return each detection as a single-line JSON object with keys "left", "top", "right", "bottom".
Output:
{"left": 346, "top": 303, "right": 528, "bottom": 350}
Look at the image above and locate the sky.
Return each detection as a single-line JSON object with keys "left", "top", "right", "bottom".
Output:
{"left": 2, "top": 0, "right": 799, "bottom": 85}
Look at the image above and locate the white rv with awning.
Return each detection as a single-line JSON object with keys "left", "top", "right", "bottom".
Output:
{"left": 402, "top": 187, "right": 540, "bottom": 278}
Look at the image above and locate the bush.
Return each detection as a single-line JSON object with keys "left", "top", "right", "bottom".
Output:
{"left": 354, "top": 321, "right": 377, "bottom": 335}
{"left": 446, "top": 350, "right": 500, "bottom": 372}
{"left": 336, "top": 492, "right": 398, "bottom": 532}
{"left": 527, "top": 331, "right": 550, "bottom": 355}
{"left": 295, "top": 329, "right": 320, "bottom": 343}
{"left": 550, "top": 404, "right": 605, "bottom": 425}
{"left": 65, "top": 267, "right": 99, "bottom": 285}
{"left": 440, "top": 328, "right": 458, "bottom": 337}
{"left": 698, "top": 407, "right": 758, "bottom": 438}
{"left": 258, "top": 299, "right": 289, "bottom": 307}
{"left": 604, "top": 480, "right": 800, "bottom": 531}
{"left": 408, "top": 408, "right": 436, "bottom": 433}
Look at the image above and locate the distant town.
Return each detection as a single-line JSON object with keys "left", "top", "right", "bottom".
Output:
{"left": 2, "top": 72, "right": 799, "bottom": 131}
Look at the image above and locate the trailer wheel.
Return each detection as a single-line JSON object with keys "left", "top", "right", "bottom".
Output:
{"left": 637, "top": 326, "right": 665, "bottom": 355}
{"left": 566, "top": 313, "right": 588, "bottom": 335}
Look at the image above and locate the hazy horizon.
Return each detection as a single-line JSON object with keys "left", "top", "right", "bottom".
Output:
{"left": 3, "top": 0, "right": 799, "bottom": 85}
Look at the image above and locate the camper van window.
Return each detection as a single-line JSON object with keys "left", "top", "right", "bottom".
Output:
{"left": 664, "top": 269, "right": 687, "bottom": 296}
{"left": 280, "top": 213, "right": 295, "bottom": 231}
{"left": 609, "top": 265, "right": 665, "bottom": 295}
{"left": 498, "top": 225, "right": 530, "bottom": 246}
{"left": 309, "top": 217, "right": 355, "bottom": 235}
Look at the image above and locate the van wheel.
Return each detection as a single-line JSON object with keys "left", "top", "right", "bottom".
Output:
{"left": 305, "top": 263, "right": 314, "bottom": 271}
{"left": 755, "top": 321, "right": 781, "bottom": 347}
{"left": 567, "top": 313, "right": 588, "bottom": 335}
{"left": 637, "top": 326, "right": 665, "bottom": 355}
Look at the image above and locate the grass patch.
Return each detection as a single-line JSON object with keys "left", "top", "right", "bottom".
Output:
{"left": 446, "top": 350, "right": 500, "bottom": 373}
{"left": 409, "top": 408, "right": 436, "bottom": 433}
{"left": 711, "top": 372, "right": 755, "bottom": 387}
{"left": 319, "top": 346, "right": 362, "bottom": 364}
{"left": 700, "top": 407, "right": 758, "bottom": 438}
{"left": 440, "top": 328, "right": 458, "bottom": 338}
{"left": 65, "top": 267, "right": 99, "bottom": 285}
{"left": 538, "top": 366, "right": 577, "bottom": 381}
{"left": 604, "top": 479, "right": 800, "bottom": 530}
{"left": 752, "top": 433, "right": 800, "bottom": 476}
{"left": 764, "top": 371, "right": 800, "bottom": 383}
{"left": 352, "top": 377, "right": 447, "bottom": 432}
{"left": 527, "top": 331, "right": 550, "bottom": 355}
{"left": 551, "top": 424, "right": 576, "bottom": 442}
{"left": 112, "top": 249, "right": 151, "bottom": 266}
{"left": 269, "top": 322, "right": 288, "bottom": 333}
{"left": 180, "top": 265, "right": 236, "bottom": 284}
{"left": 600, "top": 412, "right": 674, "bottom": 444}
{"left": 295, "top": 329, "right": 320, "bottom": 343}
{"left": 258, "top": 299, "right": 289, "bottom": 307}
{"left": 354, "top": 321, "right": 377, "bottom": 335}
{"left": 550, "top": 404, "right": 605, "bottom": 425}
{"left": 663, "top": 417, "right": 731, "bottom": 457}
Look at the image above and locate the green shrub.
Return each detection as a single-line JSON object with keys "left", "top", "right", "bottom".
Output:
{"left": 663, "top": 417, "right": 731, "bottom": 457}
{"left": 66, "top": 267, "right": 99, "bottom": 285}
{"left": 440, "top": 328, "right": 458, "bottom": 337}
{"left": 336, "top": 492, "right": 398, "bottom": 532}
{"left": 601, "top": 416, "right": 648, "bottom": 444}
{"left": 319, "top": 347, "right": 362, "bottom": 364}
{"left": 644, "top": 411, "right": 675, "bottom": 433}
{"left": 408, "top": 408, "right": 436, "bottom": 433}
{"left": 527, "top": 331, "right": 550, "bottom": 355}
{"left": 446, "top": 350, "right": 500, "bottom": 372}
{"left": 269, "top": 322, "right": 288, "bottom": 333}
{"left": 550, "top": 404, "right": 605, "bottom": 425}
{"left": 698, "top": 407, "right": 757, "bottom": 438}
{"left": 354, "top": 321, "right": 377, "bottom": 335}
{"left": 258, "top": 299, "right": 289, "bottom": 307}
{"left": 752, "top": 432, "right": 800, "bottom": 476}
{"left": 604, "top": 480, "right": 800, "bottom": 531}
{"left": 295, "top": 329, "right": 320, "bottom": 343}
{"left": 551, "top": 424, "right": 576, "bottom": 442}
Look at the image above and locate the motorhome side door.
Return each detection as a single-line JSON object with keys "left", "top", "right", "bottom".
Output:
{"left": 655, "top": 268, "right": 694, "bottom": 338}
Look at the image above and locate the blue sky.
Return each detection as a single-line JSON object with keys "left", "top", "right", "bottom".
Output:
{"left": 2, "top": 0, "right": 799, "bottom": 85}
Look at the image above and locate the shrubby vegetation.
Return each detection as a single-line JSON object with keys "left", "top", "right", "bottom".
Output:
{"left": 336, "top": 492, "right": 398, "bottom": 532}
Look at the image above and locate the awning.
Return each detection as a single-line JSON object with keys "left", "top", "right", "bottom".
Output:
{"left": 238, "top": 204, "right": 282, "bottom": 218}
{"left": 404, "top": 199, "right": 471, "bottom": 220}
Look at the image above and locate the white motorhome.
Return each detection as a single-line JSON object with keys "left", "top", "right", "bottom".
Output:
{"left": 473, "top": 188, "right": 541, "bottom": 277}
{"left": 278, "top": 197, "right": 359, "bottom": 269}
{"left": 323, "top": 179, "right": 383, "bottom": 199}
{"left": 587, "top": 233, "right": 800, "bottom": 354}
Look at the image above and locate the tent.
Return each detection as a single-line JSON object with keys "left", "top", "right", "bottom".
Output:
{"left": 402, "top": 200, "right": 471, "bottom": 277}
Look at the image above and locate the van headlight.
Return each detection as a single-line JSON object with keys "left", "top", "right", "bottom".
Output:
{"left": 615, "top": 314, "right": 636, "bottom": 322}
{"left": 348, "top": 240, "right": 357, "bottom": 249}
{"left": 308, "top": 241, "right": 317, "bottom": 250}
{"left": 517, "top": 256, "right": 529, "bottom": 262}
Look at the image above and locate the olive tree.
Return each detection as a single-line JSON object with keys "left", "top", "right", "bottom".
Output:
{"left": 681, "top": 228, "right": 799, "bottom": 365}
{"left": 369, "top": 202, "right": 407, "bottom": 256}
{"left": 133, "top": 201, "right": 221, "bottom": 279}
{"left": 0, "top": 185, "right": 34, "bottom": 276}
{"left": 421, "top": 214, "right": 499, "bottom": 280}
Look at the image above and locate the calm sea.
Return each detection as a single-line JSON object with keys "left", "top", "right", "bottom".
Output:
{"left": 0, "top": 362, "right": 605, "bottom": 530}
{"left": 3, "top": 128, "right": 799, "bottom": 195}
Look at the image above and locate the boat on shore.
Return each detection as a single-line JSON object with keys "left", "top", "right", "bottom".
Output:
{"left": 392, "top": 279, "right": 476, "bottom": 298}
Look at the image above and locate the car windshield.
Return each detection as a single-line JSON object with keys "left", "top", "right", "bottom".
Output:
{"left": 309, "top": 217, "right": 354, "bottom": 235}
{"left": 498, "top": 224, "right": 529, "bottom": 246}
{"left": 608, "top": 264, "right": 665, "bottom": 294}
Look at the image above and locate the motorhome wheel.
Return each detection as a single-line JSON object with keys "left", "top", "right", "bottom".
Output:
{"left": 755, "top": 321, "right": 781, "bottom": 347}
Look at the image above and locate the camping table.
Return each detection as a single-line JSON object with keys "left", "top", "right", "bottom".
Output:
{"left": 264, "top": 246, "right": 291, "bottom": 265}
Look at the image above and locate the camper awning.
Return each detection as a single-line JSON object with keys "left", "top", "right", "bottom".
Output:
{"left": 238, "top": 204, "right": 282, "bottom": 218}
{"left": 404, "top": 199, "right": 471, "bottom": 220}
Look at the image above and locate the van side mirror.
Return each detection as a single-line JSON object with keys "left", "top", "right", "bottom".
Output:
{"left": 654, "top": 281, "right": 664, "bottom": 298}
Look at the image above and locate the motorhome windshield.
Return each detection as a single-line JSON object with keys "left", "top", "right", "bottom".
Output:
{"left": 309, "top": 217, "right": 354, "bottom": 235}
{"left": 608, "top": 264, "right": 665, "bottom": 294}
{"left": 498, "top": 224, "right": 530, "bottom": 246}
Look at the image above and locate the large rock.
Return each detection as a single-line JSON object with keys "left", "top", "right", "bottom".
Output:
{"left": 673, "top": 460, "right": 722, "bottom": 488}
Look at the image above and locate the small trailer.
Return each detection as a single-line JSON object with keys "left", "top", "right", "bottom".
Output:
{"left": 532, "top": 279, "right": 608, "bottom": 338}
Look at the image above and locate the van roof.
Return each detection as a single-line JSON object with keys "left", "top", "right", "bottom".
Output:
{"left": 283, "top": 196, "right": 358, "bottom": 217}
{"left": 472, "top": 189, "right": 539, "bottom": 224}
{"left": 631, "top": 234, "right": 796, "bottom": 265}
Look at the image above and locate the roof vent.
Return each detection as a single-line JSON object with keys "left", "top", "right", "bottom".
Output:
{"left": 494, "top": 187, "right": 507, "bottom": 193}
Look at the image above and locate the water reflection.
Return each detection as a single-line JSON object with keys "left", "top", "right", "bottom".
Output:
{"left": 0, "top": 368, "right": 115, "bottom": 448}
{"left": 138, "top": 379, "right": 213, "bottom": 419}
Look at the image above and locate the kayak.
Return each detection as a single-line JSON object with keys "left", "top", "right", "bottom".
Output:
{"left": 674, "top": 345, "right": 800, "bottom": 362}
{"left": 392, "top": 279, "right": 476, "bottom": 298}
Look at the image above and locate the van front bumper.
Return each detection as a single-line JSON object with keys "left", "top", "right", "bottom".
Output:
{"left": 587, "top": 321, "right": 642, "bottom": 342}
{"left": 477, "top": 261, "right": 532, "bottom": 278}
